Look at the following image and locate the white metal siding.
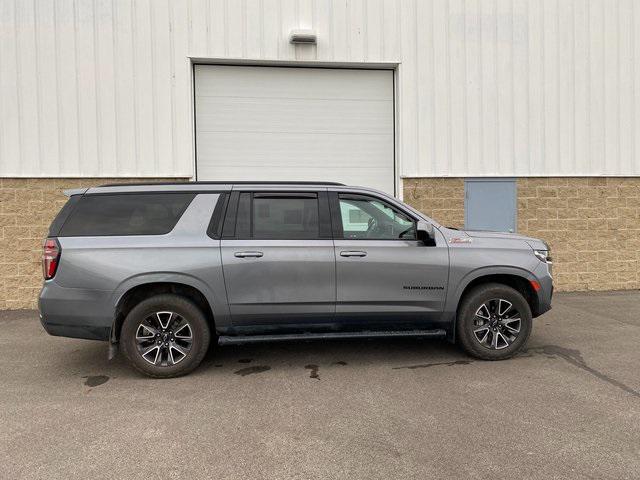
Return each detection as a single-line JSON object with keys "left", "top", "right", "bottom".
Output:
{"left": 194, "top": 65, "right": 394, "bottom": 192}
{"left": 1, "top": 0, "right": 640, "bottom": 178}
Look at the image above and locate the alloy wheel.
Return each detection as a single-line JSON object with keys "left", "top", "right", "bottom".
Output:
{"left": 135, "top": 311, "right": 193, "bottom": 366}
{"left": 472, "top": 298, "right": 522, "bottom": 350}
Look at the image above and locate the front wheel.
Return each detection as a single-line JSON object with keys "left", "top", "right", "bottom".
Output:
{"left": 121, "top": 294, "right": 211, "bottom": 378}
{"left": 456, "top": 283, "right": 532, "bottom": 360}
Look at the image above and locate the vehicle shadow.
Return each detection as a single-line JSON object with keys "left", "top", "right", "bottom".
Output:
{"left": 197, "top": 336, "right": 466, "bottom": 373}
{"left": 47, "top": 335, "right": 640, "bottom": 400}
{"left": 54, "top": 336, "right": 466, "bottom": 380}
{"left": 57, "top": 332, "right": 588, "bottom": 380}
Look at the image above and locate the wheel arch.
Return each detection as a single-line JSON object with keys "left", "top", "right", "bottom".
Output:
{"left": 111, "top": 281, "right": 216, "bottom": 343}
{"left": 457, "top": 274, "right": 539, "bottom": 315}
{"left": 447, "top": 267, "right": 541, "bottom": 342}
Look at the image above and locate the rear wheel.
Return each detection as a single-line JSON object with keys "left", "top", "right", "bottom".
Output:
{"left": 121, "top": 294, "right": 211, "bottom": 378}
{"left": 456, "top": 283, "right": 532, "bottom": 360}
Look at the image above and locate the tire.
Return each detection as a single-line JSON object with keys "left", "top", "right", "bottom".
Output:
{"left": 121, "top": 294, "right": 211, "bottom": 378}
{"left": 456, "top": 283, "right": 532, "bottom": 360}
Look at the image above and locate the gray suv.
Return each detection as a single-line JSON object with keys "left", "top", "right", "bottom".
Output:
{"left": 39, "top": 182, "right": 553, "bottom": 378}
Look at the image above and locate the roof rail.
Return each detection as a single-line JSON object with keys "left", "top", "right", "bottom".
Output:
{"left": 98, "top": 181, "right": 346, "bottom": 187}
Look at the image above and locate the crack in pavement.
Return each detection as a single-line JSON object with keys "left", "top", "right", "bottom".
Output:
{"left": 234, "top": 365, "right": 271, "bottom": 376}
{"left": 393, "top": 360, "right": 472, "bottom": 370}
{"left": 528, "top": 345, "right": 640, "bottom": 399}
{"left": 392, "top": 345, "right": 640, "bottom": 399}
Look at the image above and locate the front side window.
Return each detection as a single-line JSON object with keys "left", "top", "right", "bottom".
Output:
{"left": 252, "top": 195, "right": 320, "bottom": 239}
{"left": 338, "top": 195, "right": 416, "bottom": 240}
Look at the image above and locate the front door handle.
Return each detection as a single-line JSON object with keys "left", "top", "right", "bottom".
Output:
{"left": 234, "top": 251, "right": 264, "bottom": 258}
{"left": 340, "top": 250, "right": 367, "bottom": 258}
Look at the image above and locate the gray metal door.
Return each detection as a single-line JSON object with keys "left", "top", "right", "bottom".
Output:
{"left": 331, "top": 192, "right": 449, "bottom": 327}
{"left": 464, "top": 178, "right": 517, "bottom": 232}
{"left": 220, "top": 239, "right": 336, "bottom": 326}
{"left": 220, "top": 190, "right": 336, "bottom": 328}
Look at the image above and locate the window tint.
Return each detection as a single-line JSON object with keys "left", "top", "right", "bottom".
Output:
{"left": 235, "top": 192, "right": 251, "bottom": 238}
{"left": 48, "top": 195, "right": 81, "bottom": 236}
{"left": 206, "top": 193, "right": 230, "bottom": 239}
{"left": 252, "top": 196, "right": 319, "bottom": 239}
{"left": 338, "top": 195, "right": 416, "bottom": 240}
{"left": 59, "top": 193, "right": 195, "bottom": 236}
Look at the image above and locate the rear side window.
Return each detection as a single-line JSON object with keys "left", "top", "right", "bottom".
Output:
{"left": 59, "top": 193, "right": 195, "bottom": 237}
{"left": 252, "top": 195, "right": 319, "bottom": 239}
{"left": 48, "top": 195, "right": 81, "bottom": 236}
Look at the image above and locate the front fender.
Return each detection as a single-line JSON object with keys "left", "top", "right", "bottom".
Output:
{"left": 444, "top": 265, "right": 538, "bottom": 315}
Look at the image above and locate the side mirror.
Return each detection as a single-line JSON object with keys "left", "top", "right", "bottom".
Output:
{"left": 417, "top": 221, "right": 436, "bottom": 245}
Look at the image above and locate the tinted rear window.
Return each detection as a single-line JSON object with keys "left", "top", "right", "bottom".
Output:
{"left": 59, "top": 193, "right": 195, "bottom": 237}
{"left": 252, "top": 196, "right": 319, "bottom": 239}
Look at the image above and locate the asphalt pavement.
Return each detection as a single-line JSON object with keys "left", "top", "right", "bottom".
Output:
{"left": 1, "top": 291, "right": 639, "bottom": 479}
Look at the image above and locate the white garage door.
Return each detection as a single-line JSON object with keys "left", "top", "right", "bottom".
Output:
{"left": 194, "top": 65, "right": 395, "bottom": 194}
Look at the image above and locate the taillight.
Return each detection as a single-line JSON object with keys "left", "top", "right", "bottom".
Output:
{"left": 42, "top": 238, "right": 61, "bottom": 280}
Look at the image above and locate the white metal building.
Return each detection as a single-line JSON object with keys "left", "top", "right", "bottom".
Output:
{"left": 3, "top": 0, "right": 640, "bottom": 185}
{"left": 1, "top": 0, "right": 639, "bottom": 307}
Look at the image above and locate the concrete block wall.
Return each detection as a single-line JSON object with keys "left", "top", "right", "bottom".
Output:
{"left": 1, "top": 177, "right": 638, "bottom": 309}
{"left": 0, "top": 179, "right": 183, "bottom": 309}
{"left": 403, "top": 177, "right": 640, "bottom": 292}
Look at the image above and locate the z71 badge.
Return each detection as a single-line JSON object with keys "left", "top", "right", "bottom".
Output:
{"left": 449, "top": 237, "right": 472, "bottom": 244}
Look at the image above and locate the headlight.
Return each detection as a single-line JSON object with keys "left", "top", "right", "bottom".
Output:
{"left": 534, "top": 249, "right": 553, "bottom": 276}
{"left": 533, "top": 249, "right": 550, "bottom": 263}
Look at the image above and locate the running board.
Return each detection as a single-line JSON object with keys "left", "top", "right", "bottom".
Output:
{"left": 218, "top": 329, "right": 447, "bottom": 346}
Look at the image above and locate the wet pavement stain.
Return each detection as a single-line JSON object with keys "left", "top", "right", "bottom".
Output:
{"left": 305, "top": 364, "right": 320, "bottom": 380}
{"left": 393, "top": 360, "right": 472, "bottom": 370}
{"left": 234, "top": 366, "right": 271, "bottom": 376}
{"left": 83, "top": 375, "right": 109, "bottom": 387}
{"left": 529, "top": 345, "right": 640, "bottom": 399}
{"left": 393, "top": 345, "right": 640, "bottom": 399}
{"left": 238, "top": 359, "right": 253, "bottom": 364}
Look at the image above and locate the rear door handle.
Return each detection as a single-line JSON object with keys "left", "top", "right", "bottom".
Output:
{"left": 340, "top": 250, "right": 367, "bottom": 258}
{"left": 234, "top": 251, "right": 264, "bottom": 258}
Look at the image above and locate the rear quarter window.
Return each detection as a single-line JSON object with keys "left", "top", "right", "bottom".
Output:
{"left": 48, "top": 195, "right": 81, "bottom": 236}
{"left": 58, "top": 193, "right": 196, "bottom": 237}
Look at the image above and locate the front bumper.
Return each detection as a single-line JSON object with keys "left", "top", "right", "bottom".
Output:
{"left": 39, "top": 281, "right": 114, "bottom": 341}
{"left": 533, "top": 262, "right": 553, "bottom": 316}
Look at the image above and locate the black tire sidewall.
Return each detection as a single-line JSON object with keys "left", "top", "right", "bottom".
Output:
{"left": 121, "top": 294, "right": 211, "bottom": 378}
{"left": 457, "top": 284, "right": 532, "bottom": 360}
